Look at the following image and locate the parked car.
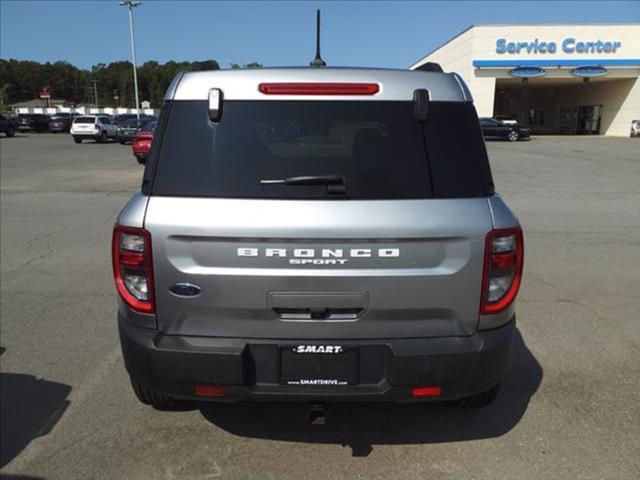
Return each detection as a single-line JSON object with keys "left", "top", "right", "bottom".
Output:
{"left": 631, "top": 119, "right": 640, "bottom": 137}
{"left": 117, "top": 117, "right": 155, "bottom": 144}
{"left": 16, "top": 114, "right": 50, "bottom": 132}
{"left": 494, "top": 115, "right": 518, "bottom": 126}
{"left": 113, "top": 114, "right": 149, "bottom": 127}
{"left": 131, "top": 120, "right": 156, "bottom": 163}
{"left": 112, "top": 67, "right": 524, "bottom": 410}
{"left": 48, "top": 113, "right": 74, "bottom": 133}
{"left": 480, "top": 118, "right": 531, "bottom": 141}
{"left": 70, "top": 115, "right": 117, "bottom": 143}
{"left": 0, "top": 113, "right": 17, "bottom": 137}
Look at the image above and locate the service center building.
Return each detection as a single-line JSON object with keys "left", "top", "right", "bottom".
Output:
{"left": 411, "top": 24, "right": 640, "bottom": 136}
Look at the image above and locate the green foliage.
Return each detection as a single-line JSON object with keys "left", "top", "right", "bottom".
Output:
{"left": 0, "top": 58, "right": 224, "bottom": 108}
{"left": 230, "top": 62, "right": 262, "bottom": 69}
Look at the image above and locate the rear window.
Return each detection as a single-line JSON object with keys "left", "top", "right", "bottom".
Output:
{"left": 149, "top": 100, "right": 491, "bottom": 199}
{"left": 74, "top": 116, "right": 95, "bottom": 124}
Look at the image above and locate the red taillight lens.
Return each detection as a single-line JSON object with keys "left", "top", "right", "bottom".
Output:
{"left": 258, "top": 82, "right": 380, "bottom": 95}
{"left": 480, "top": 227, "right": 524, "bottom": 315}
{"left": 112, "top": 225, "right": 155, "bottom": 314}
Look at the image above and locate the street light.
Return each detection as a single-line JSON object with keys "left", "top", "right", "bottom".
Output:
{"left": 119, "top": 0, "right": 141, "bottom": 119}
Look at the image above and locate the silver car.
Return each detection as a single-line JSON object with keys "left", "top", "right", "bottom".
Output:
{"left": 112, "top": 67, "right": 524, "bottom": 409}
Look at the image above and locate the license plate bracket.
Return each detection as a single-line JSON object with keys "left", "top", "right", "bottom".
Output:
{"left": 279, "top": 346, "right": 359, "bottom": 386}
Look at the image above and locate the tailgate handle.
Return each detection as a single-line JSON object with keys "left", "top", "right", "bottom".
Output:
{"left": 273, "top": 307, "right": 364, "bottom": 320}
{"left": 269, "top": 291, "right": 368, "bottom": 321}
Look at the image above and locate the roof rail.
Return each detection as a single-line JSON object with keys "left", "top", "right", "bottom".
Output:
{"left": 414, "top": 62, "right": 444, "bottom": 73}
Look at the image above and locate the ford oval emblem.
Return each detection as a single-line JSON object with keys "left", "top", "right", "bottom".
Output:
{"left": 169, "top": 283, "right": 201, "bottom": 297}
{"left": 508, "top": 66, "right": 546, "bottom": 78}
{"left": 571, "top": 66, "right": 608, "bottom": 78}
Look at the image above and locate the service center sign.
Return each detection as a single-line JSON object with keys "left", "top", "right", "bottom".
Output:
{"left": 496, "top": 38, "right": 622, "bottom": 55}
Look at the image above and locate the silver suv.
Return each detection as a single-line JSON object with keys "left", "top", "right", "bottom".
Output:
{"left": 112, "top": 67, "right": 524, "bottom": 409}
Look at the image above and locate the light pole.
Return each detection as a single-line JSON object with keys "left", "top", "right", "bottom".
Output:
{"left": 119, "top": 0, "right": 141, "bottom": 119}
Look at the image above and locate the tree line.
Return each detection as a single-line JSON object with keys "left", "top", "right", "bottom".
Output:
{"left": 0, "top": 59, "right": 262, "bottom": 109}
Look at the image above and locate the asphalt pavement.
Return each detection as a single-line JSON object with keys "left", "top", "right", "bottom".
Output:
{"left": 1, "top": 133, "right": 639, "bottom": 479}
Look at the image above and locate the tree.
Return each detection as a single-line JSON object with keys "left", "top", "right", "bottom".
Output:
{"left": 0, "top": 58, "right": 247, "bottom": 107}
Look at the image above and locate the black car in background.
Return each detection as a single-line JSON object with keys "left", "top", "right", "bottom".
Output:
{"left": 17, "top": 114, "right": 50, "bottom": 133}
{"left": 113, "top": 113, "right": 154, "bottom": 127}
{"left": 116, "top": 117, "right": 156, "bottom": 144}
{"left": 479, "top": 118, "right": 531, "bottom": 142}
{"left": 48, "top": 113, "right": 75, "bottom": 133}
{"left": 0, "top": 113, "right": 17, "bottom": 137}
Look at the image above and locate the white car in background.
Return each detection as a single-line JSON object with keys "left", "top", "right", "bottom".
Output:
{"left": 70, "top": 115, "right": 117, "bottom": 143}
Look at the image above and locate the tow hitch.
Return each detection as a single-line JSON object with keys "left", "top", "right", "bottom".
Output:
{"left": 309, "top": 403, "right": 326, "bottom": 425}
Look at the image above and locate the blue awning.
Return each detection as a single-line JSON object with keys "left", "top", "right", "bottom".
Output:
{"left": 473, "top": 59, "right": 640, "bottom": 68}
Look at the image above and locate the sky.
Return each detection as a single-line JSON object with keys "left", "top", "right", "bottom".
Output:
{"left": 1, "top": 0, "right": 639, "bottom": 70}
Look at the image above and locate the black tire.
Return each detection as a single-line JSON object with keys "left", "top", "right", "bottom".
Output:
{"left": 119, "top": 140, "right": 126, "bottom": 145}
{"left": 507, "top": 130, "right": 519, "bottom": 142}
{"left": 130, "top": 379, "right": 176, "bottom": 409}
{"left": 73, "top": 136, "right": 82, "bottom": 144}
{"left": 458, "top": 383, "right": 501, "bottom": 408}
{"left": 136, "top": 156, "right": 146, "bottom": 165}
{"left": 96, "top": 131, "right": 107, "bottom": 143}
{"left": 5, "top": 126, "right": 15, "bottom": 137}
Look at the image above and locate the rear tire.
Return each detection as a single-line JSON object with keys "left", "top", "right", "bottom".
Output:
{"left": 130, "top": 379, "right": 177, "bottom": 409}
{"left": 507, "top": 130, "right": 519, "bottom": 142}
{"left": 73, "top": 136, "right": 82, "bottom": 144}
{"left": 136, "top": 156, "right": 146, "bottom": 165}
{"left": 458, "top": 383, "right": 501, "bottom": 408}
{"left": 5, "top": 126, "right": 15, "bottom": 137}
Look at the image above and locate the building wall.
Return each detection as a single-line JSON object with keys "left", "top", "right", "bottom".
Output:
{"left": 412, "top": 24, "right": 640, "bottom": 135}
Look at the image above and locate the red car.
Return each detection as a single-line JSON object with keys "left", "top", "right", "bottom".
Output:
{"left": 131, "top": 120, "right": 156, "bottom": 164}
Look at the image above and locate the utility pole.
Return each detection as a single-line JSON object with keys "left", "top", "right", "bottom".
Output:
{"left": 92, "top": 80, "right": 99, "bottom": 108}
{"left": 120, "top": 1, "right": 142, "bottom": 119}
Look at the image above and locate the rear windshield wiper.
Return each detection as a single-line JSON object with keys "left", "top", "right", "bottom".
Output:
{"left": 260, "top": 174, "right": 346, "bottom": 194}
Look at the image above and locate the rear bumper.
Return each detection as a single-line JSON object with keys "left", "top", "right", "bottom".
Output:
{"left": 71, "top": 132, "right": 99, "bottom": 138}
{"left": 119, "top": 315, "right": 515, "bottom": 403}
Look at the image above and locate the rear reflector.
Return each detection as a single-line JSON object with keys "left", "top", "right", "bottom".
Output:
{"left": 195, "top": 385, "right": 225, "bottom": 397}
{"left": 258, "top": 82, "right": 379, "bottom": 95}
{"left": 411, "top": 386, "right": 442, "bottom": 397}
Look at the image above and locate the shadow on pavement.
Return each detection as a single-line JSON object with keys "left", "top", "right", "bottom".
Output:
{"left": 0, "top": 347, "right": 71, "bottom": 468}
{"left": 198, "top": 329, "right": 542, "bottom": 457}
{"left": 0, "top": 475, "right": 45, "bottom": 480}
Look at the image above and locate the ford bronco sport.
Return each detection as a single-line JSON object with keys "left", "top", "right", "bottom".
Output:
{"left": 112, "top": 67, "right": 524, "bottom": 409}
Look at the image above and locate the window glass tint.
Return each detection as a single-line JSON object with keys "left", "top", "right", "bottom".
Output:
{"left": 74, "top": 116, "right": 95, "bottom": 124}
{"left": 152, "top": 100, "right": 488, "bottom": 199}
{"left": 423, "top": 102, "right": 486, "bottom": 197}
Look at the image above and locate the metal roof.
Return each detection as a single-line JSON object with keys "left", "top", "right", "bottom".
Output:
{"left": 165, "top": 67, "right": 469, "bottom": 102}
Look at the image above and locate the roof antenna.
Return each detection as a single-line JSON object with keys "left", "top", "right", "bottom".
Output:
{"left": 310, "top": 9, "right": 326, "bottom": 67}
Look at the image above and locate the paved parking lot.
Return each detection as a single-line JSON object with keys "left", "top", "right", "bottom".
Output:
{"left": 1, "top": 133, "right": 639, "bottom": 479}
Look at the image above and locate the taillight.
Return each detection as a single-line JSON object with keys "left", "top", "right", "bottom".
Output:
{"left": 112, "top": 225, "right": 155, "bottom": 314}
{"left": 480, "top": 227, "right": 524, "bottom": 315}
{"left": 94, "top": 123, "right": 101, "bottom": 131}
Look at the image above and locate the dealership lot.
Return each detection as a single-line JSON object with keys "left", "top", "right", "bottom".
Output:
{"left": 1, "top": 134, "right": 638, "bottom": 479}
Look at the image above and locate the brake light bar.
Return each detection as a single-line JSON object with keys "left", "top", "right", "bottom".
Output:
{"left": 480, "top": 227, "right": 524, "bottom": 315}
{"left": 112, "top": 225, "right": 155, "bottom": 314}
{"left": 258, "top": 82, "right": 379, "bottom": 95}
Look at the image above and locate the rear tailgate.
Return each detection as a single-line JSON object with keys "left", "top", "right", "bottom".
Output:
{"left": 145, "top": 197, "right": 492, "bottom": 339}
